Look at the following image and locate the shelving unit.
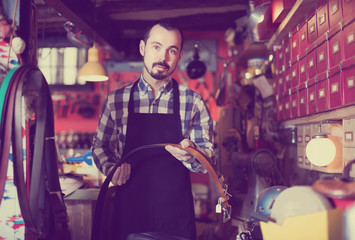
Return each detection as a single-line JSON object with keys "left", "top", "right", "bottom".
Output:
{"left": 267, "top": 0, "right": 318, "bottom": 49}
{"left": 267, "top": 0, "right": 355, "bottom": 127}
{"left": 282, "top": 105, "right": 355, "bottom": 126}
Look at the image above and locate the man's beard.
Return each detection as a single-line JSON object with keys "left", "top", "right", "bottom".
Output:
{"left": 145, "top": 61, "right": 173, "bottom": 80}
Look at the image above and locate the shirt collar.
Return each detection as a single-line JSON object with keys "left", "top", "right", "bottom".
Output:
{"left": 138, "top": 75, "right": 174, "bottom": 95}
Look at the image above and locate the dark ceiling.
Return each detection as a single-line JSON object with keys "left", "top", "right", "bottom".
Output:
{"left": 34, "top": 0, "right": 250, "bottom": 57}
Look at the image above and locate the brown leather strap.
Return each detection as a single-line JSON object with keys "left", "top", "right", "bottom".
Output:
{"left": 162, "top": 144, "right": 231, "bottom": 207}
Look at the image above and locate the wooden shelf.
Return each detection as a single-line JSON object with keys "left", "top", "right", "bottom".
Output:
{"left": 266, "top": 0, "right": 317, "bottom": 49}
{"left": 282, "top": 105, "right": 355, "bottom": 126}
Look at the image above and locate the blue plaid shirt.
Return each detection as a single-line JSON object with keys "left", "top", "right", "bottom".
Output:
{"left": 92, "top": 77, "right": 215, "bottom": 176}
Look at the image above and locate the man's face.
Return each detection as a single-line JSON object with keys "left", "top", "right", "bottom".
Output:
{"left": 140, "top": 25, "right": 183, "bottom": 81}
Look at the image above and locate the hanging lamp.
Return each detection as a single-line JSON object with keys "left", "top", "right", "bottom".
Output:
{"left": 78, "top": 43, "right": 108, "bottom": 82}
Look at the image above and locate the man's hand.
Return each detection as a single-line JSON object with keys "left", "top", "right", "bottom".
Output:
{"left": 165, "top": 139, "right": 194, "bottom": 162}
{"left": 111, "top": 163, "right": 131, "bottom": 186}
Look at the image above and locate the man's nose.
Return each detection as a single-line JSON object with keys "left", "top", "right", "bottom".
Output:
{"left": 158, "top": 50, "right": 168, "bottom": 61}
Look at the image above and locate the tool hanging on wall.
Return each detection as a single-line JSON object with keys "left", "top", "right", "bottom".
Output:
{"left": 187, "top": 42, "right": 207, "bottom": 79}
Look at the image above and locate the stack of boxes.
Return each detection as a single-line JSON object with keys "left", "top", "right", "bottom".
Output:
{"left": 273, "top": 0, "right": 355, "bottom": 121}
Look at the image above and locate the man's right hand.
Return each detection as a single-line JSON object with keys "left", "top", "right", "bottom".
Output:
{"left": 111, "top": 163, "right": 131, "bottom": 186}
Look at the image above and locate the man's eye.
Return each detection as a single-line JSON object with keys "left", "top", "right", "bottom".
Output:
{"left": 169, "top": 49, "right": 177, "bottom": 54}
{"left": 153, "top": 45, "right": 160, "bottom": 50}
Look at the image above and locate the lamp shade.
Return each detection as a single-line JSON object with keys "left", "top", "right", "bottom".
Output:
{"left": 305, "top": 134, "right": 336, "bottom": 166}
{"left": 78, "top": 44, "right": 108, "bottom": 82}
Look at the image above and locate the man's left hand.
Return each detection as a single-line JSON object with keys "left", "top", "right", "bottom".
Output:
{"left": 165, "top": 139, "right": 194, "bottom": 162}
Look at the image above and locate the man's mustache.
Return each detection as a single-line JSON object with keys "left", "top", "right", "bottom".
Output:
{"left": 153, "top": 62, "right": 169, "bottom": 69}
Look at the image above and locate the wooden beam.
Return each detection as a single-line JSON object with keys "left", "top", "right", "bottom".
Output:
{"left": 44, "top": 0, "right": 120, "bottom": 56}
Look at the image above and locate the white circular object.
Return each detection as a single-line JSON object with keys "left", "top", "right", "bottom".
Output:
{"left": 12, "top": 37, "right": 26, "bottom": 54}
{"left": 306, "top": 137, "right": 336, "bottom": 166}
{"left": 270, "top": 186, "right": 332, "bottom": 225}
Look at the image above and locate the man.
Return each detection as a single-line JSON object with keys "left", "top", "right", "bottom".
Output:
{"left": 92, "top": 21, "right": 215, "bottom": 240}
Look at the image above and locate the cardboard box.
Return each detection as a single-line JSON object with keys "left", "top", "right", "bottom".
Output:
{"left": 260, "top": 208, "right": 344, "bottom": 240}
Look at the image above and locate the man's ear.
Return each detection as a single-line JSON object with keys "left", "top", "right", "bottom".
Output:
{"left": 139, "top": 40, "right": 145, "bottom": 56}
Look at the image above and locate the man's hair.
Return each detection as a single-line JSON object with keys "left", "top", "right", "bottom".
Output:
{"left": 143, "top": 20, "right": 184, "bottom": 50}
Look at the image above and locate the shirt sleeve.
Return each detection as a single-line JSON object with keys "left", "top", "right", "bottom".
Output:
{"left": 92, "top": 94, "right": 120, "bottom": 176}
{"left": 182, "top": 93, "right": 215, "bottom": 173}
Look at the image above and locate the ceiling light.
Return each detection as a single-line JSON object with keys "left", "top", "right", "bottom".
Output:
{"left": 78, "top": 43, "right": 108, "bottom": 82}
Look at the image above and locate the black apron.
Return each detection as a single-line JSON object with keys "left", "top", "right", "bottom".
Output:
{"left": 110, "top": 79, "right": 196, "bottom": 240}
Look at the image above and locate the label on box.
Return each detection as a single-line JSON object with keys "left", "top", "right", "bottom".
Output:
{"left": 348, "top": 33, "right": 354, "bottom": 44}
{"left": 331, "top": 3, "right": 338, "bottom": 14}
{"left": 319, "top": 88, "right": 325, "bottom": 98}
{"left": 310, "top": 24, "right": 315, "bottom": 33}
{"left": 309, "top": 59, "right": 314, "bottom": 67}
{"left": 331, "top": 82, "right": 339, "bottom": 93}
{"left": 292, "top": 99, "right": 297, "bottom": 107}
{"left": 319, "top": 13, "right": 326, "bottom": 25}
{"left": 333, "top": 42, "right": 339, "bottom": 54}
{"left": 310, "top": 92, "right": 315, "bottom": 101}
{"left": 345, "top": 131, "right": 354, "bottom": 142}
{"left": 347, "top": 77, "right": 354, "bottom": 88}
{"left": 300, "top": 96, "right": 305, "bottom": 104}
{"left": 319, "top": 52, "right": 325, "bottom": 62}
{"left": 301, "top": 65, "right": 305, "bottom": 73}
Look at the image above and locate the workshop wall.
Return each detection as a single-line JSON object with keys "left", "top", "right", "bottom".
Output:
{"left": 53, "top": 30, "right": 235, "bottom": 136}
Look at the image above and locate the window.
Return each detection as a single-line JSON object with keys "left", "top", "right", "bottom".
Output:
{"left": 37, "top": 47, "right": 87, "bottom": 85}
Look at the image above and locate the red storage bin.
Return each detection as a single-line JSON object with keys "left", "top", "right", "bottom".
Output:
{"left": 328, "top": 29, "right": 344, "bottom": 68}
{"left": 307, "top": 46, "right": 317, "bottom": 79}
{"left": 299, "top": 21, "right": 308, "bottom": 59}
{"left": 291, "top": 61, "right": 299, "bottom": 88}
{"left": 284, "top": 35, "right": 291, "bottom": 69}
{"left": 317, "top": 2, "right": 330, "bottom": 39}
{"left": 342, "top": 0, "right": 355, "bottom": 25}
{"left": 291, "top": 26, "right": 300, "bottom": 64}
{"left": 277, "top": 95, "right": 285, "bottom": 121}
{"left": 274, "top": 47, "right": 284, "bottom": 76}
{"left": 342, "top": 57, "right": 355, "bottom": 105}
{"left": 328, "top": 0, "right": 343, "bottom": 30}
{"left": 284, "top": 68, "right": 291, "bottom": 92}
{"left": 315, "top": 72, "right": 329, "bottom": 112}
{"left": 328, "top": 65, "right": 343, "bottom": 109}
{"left": 277, "top": 73, "right": 285, "bottom": 95}
{"left": 343, "top": 19, "right": 355, "bottom": 61}
{"left": 307, "top": 79, "right": 317, "bottom": 114}
{"left": 290, "top": 88, "right": 299, "bottom": 118}
{"left": 316, "top": 39, "right": 329, "bottom": 74}
{"left": 283, "top": 94, "right": 291, "bottom": 120}
{"left": 273, "top": 77, "right": 278, "bottom": 95}
{"left": 308, "top": 12, "right": 318, "bottom": 46}
{"left": 299, "top": 55, "right": 308, "bottom": 84}
{"left": 298, "top": 82, "right": 308, "bottom": 116}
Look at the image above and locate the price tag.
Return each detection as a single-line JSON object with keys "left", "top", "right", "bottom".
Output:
{"left": 216, "top": 203, "right": 222, "bottom": 213}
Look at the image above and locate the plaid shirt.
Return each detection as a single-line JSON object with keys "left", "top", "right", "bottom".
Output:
{"left": 92, "top": 77, "right": 215, "bottom": 176}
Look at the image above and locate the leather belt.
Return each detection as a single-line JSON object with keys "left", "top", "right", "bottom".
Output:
{"left": 92, "top": 143, "right": 232, "bottom": 240}
{"left": 0, "top": 66, "right": 25, "bottom": 206}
